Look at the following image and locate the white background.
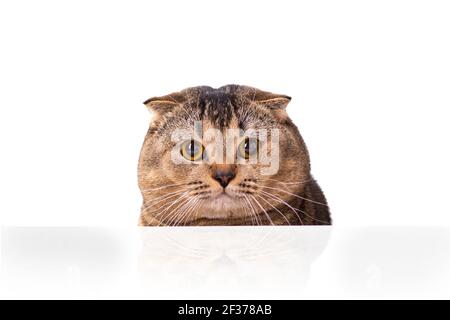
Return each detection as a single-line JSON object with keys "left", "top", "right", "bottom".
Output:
{"left": 1, "top": 0, "right": 449, "bottom": 226}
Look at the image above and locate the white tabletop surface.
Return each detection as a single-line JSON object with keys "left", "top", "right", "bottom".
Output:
{"left": 1, "top": 227, "right": 449, "bottom": 299}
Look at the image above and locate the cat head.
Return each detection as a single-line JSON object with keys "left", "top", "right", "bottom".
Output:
{"left": 138, "top": 85, "right": 311, "bottom": 225}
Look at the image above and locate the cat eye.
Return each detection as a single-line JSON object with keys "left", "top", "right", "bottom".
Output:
{"left": 238, "top": 137, "right": 259, "bottom": 160}
{"left": 180, "top": 139, "right": 204, "bottom": 161}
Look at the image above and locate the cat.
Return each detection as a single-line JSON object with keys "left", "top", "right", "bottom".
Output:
{"left": 138, "top": 85, "right": 331, "bottom": 226}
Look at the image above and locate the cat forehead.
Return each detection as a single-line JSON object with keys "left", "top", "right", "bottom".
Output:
{"left": 148, "top": 85, "right": 288, "bottom": 136}
{"left": 156, "top": 113, "right": 271, "bottom": 137}
{"left": 182, "top": 85, "right": 244, "bottom": 129}
{"left": 181, "top": 86, "right": 279, "bottom": 129}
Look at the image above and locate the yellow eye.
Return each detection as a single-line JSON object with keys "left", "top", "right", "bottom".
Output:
{"left": 238, "top": 137, "right": 259, "bottom": 160}
{"left": 180, "top": 140, "right": 204, "bottom": 161}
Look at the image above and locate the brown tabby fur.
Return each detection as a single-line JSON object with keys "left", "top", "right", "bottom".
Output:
{"left": 138, "top": 85, "right": 331, "bottom": 226}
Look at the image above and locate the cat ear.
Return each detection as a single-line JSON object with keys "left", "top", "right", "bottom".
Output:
{"left": 251, "top": 89, "right": 291, "bottom": 109}
{"left": 257, "top": 96, "right": 291, "bottom": 109}
{"left": 143, "top": 93, "right": 185, "bottom": 113}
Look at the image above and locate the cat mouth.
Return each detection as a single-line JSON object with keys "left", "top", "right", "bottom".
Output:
{"left": 214, "top": 191, "right": 233, "bottom": 199}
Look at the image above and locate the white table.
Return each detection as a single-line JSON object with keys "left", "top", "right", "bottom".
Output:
{"left": 1, "top": 227, "right": 449, "bottom": 299}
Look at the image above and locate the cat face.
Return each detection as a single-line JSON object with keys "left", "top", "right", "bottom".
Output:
{"left": 138, "top": 85, "right": 311, "bottom": 225}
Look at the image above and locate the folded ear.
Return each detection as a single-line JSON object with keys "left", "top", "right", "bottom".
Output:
{"left": 143, "top": 92, "right": 185, "bottom": 113}
{"left": 250, "top": 88, "right": 291, "bottom": 109}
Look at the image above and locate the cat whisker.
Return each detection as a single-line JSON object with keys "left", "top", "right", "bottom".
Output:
{"left": 243, "top": 194, "right": 261, "bottom": 226}
{"left": 236, "top": 197, "right": 253, "bottom": 225}
{"left": 257, "top": 189, "right": 304, "bottom": 225}
{"left": 140, "top": 183, "right": 190, "bottom": 192}
{"left": 163, "top": 192, "right": 203, "bottom": 226}
{"left": 254, "top": 194, "right": 291, "bottom": 225}
{"left": 243, "top": 200, "right": 256, "bottom": 226}
{"left": 141, "top": 185, "right": 207, "bottom": 218}
{"left": 249, "top": 195, "right": 275, "bottom": 226}
{"left": 157, "top": 197, "right": 191, "bottom": 227}
{"left": 152, "top": 193, "right": 192, "bottom": 225}
{"left": 143, "top": 189, "right": 187, "bottom": 203}
{"left": 170, "top": 195, "right": 200, "bottom": 227}
{"left": 181, "top": 197, "right": 202, "bottom": 226}
{"left": 162, "top": 200, "right": 188, "bottom": 226}
{"left": 258, "top": 189, "right": 330, "bottom": 225}
{"left": 260, "top": 178, "right": 312, "bottom": 185}
{"left": 141, "top": 183, "right": 186, "bottom": 192}
{"left": 259, "top": 185, "right": 328, "bottom": 207}
{"left": 183, "top": 195, "right": 203, "bottom": 226}
{"left": 141, "top": 190, "right": 188, "bottom": 213}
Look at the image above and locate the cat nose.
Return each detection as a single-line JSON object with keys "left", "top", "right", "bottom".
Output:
{"left": 213, "top": 171, "right": 236, "bottom": 188}
{"left": 212, "top": 165, "right": 236, "bottom": 188}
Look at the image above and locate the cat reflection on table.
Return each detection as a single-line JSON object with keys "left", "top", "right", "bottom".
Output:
{"left": 137, "top": 227, "right": 331, "bottom": 296}
{"left": 138, "top": 85, "right": 331, "bottom": 226}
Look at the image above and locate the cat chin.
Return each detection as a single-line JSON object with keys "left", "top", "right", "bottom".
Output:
{"left": 195, "top": 193, "right": 246, "bottom": 219}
